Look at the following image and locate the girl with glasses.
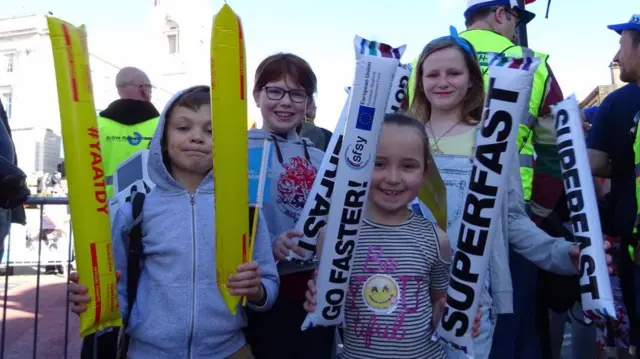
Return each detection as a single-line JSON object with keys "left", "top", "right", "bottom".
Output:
{"left": 244, "top": 53, "right": 335, "bottom": 359}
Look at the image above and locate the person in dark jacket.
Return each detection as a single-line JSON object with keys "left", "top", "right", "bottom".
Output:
{"left": 296, "top": 97, "right": 332, "bottom": 151}
{"left": 0, "top": 99, "right": 29, "bottom": 263}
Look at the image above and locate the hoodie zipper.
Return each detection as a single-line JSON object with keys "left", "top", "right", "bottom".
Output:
{"left": 187, "top": 193, "right": 196, "bottom": 359}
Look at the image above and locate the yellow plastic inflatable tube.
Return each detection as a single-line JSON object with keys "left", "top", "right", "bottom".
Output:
{"left": 47, "top": 16, "right": 121, "bottom": 337}
{"left": 211, "top": 4, "right": 251, "bottom": 315}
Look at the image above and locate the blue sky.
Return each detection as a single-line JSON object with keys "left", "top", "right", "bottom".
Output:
{"left": 6, "top": 0, "right": 637, "bottom": 130}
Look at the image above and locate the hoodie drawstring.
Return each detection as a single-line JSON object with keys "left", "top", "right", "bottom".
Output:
{"left": 270, "top": 135, "right": 285, "bottom": 165}
{"left": 269, "top": 134, "right": 312, "bottom": 165}
{"left": 300, "top": 139, "right": 311, "bottom": 162}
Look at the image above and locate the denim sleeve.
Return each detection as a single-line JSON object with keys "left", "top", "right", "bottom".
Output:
{"left": 506, "top": 152, "right": 578, "bottom": 275}
{"left": 247, "top": 209, "right": 279, "bottom": 311}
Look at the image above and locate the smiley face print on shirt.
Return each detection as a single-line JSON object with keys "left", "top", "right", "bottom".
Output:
{"left": 362, "top": 274, "right": 400, "bottom": 314}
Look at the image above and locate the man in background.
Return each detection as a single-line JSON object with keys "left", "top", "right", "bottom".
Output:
{"left": 588, "top": 14, "right": 640, "bottom": 353}
{"left": 98, "top": 66, "right": 160, "bottom": 198}
{"left": 296, "top": 98, "right": 333, "bottom": 151}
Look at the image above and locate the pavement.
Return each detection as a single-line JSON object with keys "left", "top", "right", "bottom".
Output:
{"left": 0, "top": 268, "right": 583, "bottom": 359}
{"left": 0, "top": 267, "right": 82, "bottom": 359}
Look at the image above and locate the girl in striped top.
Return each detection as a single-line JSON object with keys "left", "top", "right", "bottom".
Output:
{"left": 304, "top": 113, "right": 476, "bottom": 359}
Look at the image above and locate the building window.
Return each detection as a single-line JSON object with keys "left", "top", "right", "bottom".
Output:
{"left": 165, "top": 19, "right": 179, "bottom": 54}
{"left": 4, "top": 53, "right": 14, "bottom": 73}
{"left": 167, "top": 34, "right": 178, "bottom": 54}
{"left": 2, "top": 93, "right": 12, "bottom": 119}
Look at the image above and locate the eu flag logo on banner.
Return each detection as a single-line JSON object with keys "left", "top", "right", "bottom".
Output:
{"left": 355, "top": 105, "right": 375, "bottom": 131}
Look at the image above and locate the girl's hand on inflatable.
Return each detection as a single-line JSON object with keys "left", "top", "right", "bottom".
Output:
{"left": 303, "top": 269, "right": 319, "bottom": 313}
{"left": 68, "top": 271, "right": 121, "bottom": 314}
{"left": 273, "top": 230, "right": 304, "bottom": 261}
{"left": 569, "top": 241, "right": 613, "bottom": 274}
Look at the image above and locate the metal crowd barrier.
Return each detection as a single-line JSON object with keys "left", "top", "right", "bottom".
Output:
{"left": 0, "top": 197, "right": 75, "bottom": 359}
{"left": 0, "top": 197, "right": 339, "bottom": 359}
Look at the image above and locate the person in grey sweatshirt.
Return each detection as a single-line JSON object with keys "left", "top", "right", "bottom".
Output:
{"left": 68, "top": 85, "right": 279, "bottom": 359}
{"left": 244, "top": 53, "right": 334, "bottom": 359}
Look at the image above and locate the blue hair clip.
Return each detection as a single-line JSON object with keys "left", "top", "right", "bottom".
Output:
{"left": 448, "top": 26, "right": 475, "bottom": 58}
{"left": 426, "top": 26, "right": 475, "bottom": 59}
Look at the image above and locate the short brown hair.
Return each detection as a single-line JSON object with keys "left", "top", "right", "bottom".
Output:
{"left": 167, "top": 85, "right": 210, "bottom": 118}
{"left": 254, "top": 53, "right": 317, "bottom": 96}
{"left": 408, "top": 39, "right": 484, "bottom": 127}
{"left": 465, "top": 5, "right": 500, "bottom": 27}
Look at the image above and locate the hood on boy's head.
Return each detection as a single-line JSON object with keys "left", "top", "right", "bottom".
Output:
{"left": 147, "top": 85, "right": 211, "bottom": 191}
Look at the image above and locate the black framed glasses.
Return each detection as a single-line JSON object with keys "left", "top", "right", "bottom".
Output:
{"left": 263, "top": 86, "right": 308, "bottom": 103}
{"left": 505, "top": 8, "right": 522, "bottom": 27}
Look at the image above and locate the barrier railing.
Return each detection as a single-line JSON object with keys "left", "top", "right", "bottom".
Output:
{"left": 0, "top": 197, "right": 341, "bottom": 359}
{"left": 0, "top": 197, "right": 75, "bottom": 359}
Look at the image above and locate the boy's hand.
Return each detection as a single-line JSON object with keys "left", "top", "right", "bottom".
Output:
{"left": 273, "top": 230, "right": 305, "bottom": 261}
{"left": 303, "top": 269, "right": 319, "bottom": 313}
{"left": 228, "top": 262, "right": 264, "bottom": 304}
{"left": 68, "top": 271, "right": 121, "bottom": 314}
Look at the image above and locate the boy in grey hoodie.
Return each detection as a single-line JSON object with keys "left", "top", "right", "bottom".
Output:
{"left": 68, "top": 86, "right": 279, "bottom": 359}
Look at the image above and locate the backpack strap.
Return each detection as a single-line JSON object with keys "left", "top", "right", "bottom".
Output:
{"left": 117, "top": 185, "right": 146, "bottom": 358}
{"left": 126, "top": 188, "right": 146, "bottom": 322}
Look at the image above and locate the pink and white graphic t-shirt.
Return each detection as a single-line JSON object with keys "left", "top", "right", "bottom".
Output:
{"left": 341, "top": 214, "right": 449, "bottom": 359}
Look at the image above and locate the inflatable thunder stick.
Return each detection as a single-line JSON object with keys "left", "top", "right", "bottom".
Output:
{"left": 47, "top": 16, "right": 121, "bottom": 337}
{"left": 552, "top": 95, "right": 615, "bottom": 320}
{"left": 289, "top": 93, "right": 349, "bottom": 261}
{"left": 210, "top": 3, "right": 249, "bottom": 315}
{"left": 290, "top": 63, "right": 412, "bottom": 261}
{"left": 385, "top": 63, "right": 412, "bottom": 113}
{"left": 301, "top": 36, "right": 405, "bottom": 330}
{"left": 436, "top": 55, "right": 540, "bottom": 357}
{"left": 416, "top": 149, "right": 448, "bottom": 230}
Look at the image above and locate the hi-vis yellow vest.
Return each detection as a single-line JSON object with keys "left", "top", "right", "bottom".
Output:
{"left": 408, "top": 30, "right": 550, "bottom": 201}
{"left": 98, "top": 116, "right": 159, "bottom": 198}
{"left": 630, "top": 112, "right": 640, "bottom": 260}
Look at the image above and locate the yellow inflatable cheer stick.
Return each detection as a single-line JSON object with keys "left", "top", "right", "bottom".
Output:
{"left": 211, "top": 3, "right": 250, "bottom": 315}
{"left": 418, "top": 152, "right": 447, "bottom": 231}
{"left": 47, "top": 16, "right": 121, "bottom": 337}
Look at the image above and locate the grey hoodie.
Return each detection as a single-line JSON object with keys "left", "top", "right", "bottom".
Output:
{"left": 248, "top": 129, "right": 324, "bottom": 242}
{"left": 111, "top": 89, "right": 279, "bottom": 359}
